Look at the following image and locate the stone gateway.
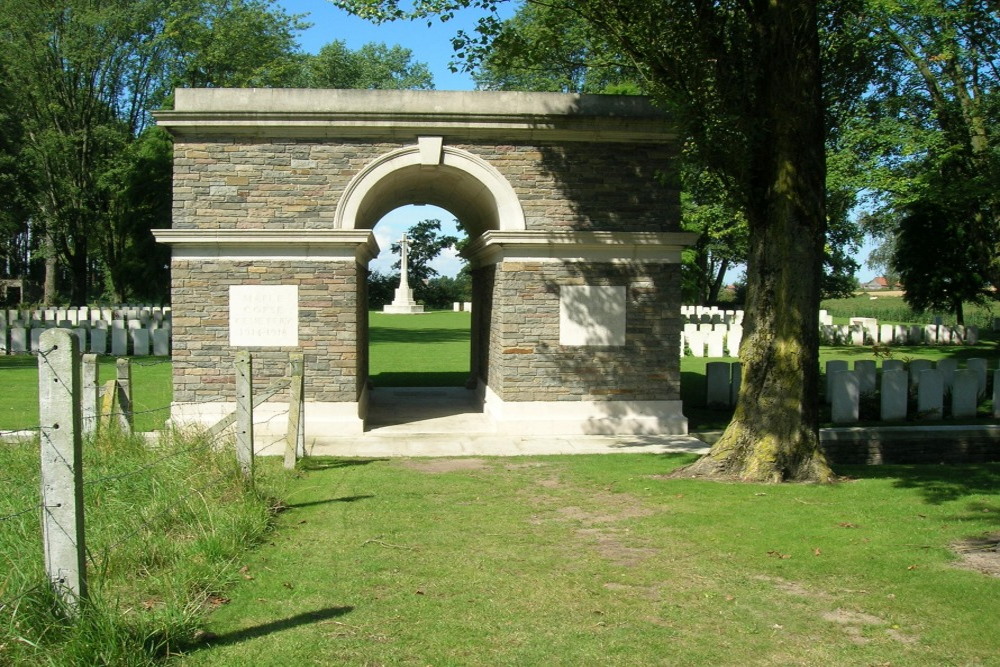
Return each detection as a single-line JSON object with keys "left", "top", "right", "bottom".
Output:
{"left": 153, "top": 89, "right": 696, "bottom": 443}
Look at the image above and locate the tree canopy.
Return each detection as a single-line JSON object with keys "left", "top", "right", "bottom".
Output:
{"left": 0, "top": 0, "right": 437, "bottom": 304}
{"left": 849, "top": 1, "right": 999, "bottom": 318}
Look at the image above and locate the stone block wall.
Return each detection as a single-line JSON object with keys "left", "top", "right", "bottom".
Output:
{"left": 464, "top": 142, "right": 679, "bottom": 233}
{"left": 171, "top": 258, "right": 360, "bottom": 404}
{"left": 483, "top": 261, "right": 683, "bottom": 402}
{"left": 170, "top": 138, "right": 678, "bottom": 234}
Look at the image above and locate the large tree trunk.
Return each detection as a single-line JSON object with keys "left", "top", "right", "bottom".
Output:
{"left": 681, "top": 0, "right": 835, "bottom": 483}
{"left": 42, "top": 232, "right": 58, "bottom": 306}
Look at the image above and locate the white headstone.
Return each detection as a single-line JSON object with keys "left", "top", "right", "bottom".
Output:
{"left": 687, "top": 332, "right": 705, "bottom": 357}
{"left": 909, "top": 359, "right": 933, "bottom": 389}
{"left": 882, "top": 359, "right": 905, "bottom": 374}
{"left": 917, "top": 369, "right": 944, "bottom": 420}
{"left": 10, "top": 327, "right": 26, "bottom": 354}
{"left": 831, "top": 370, "right": 859, "bottom": 424}
{"left": 153, "top": 328, "right": 170, "bottom": 356}
{"left": 854, "top": 360, "right": 877, "bottom": 395}
{"left": 90, "top": 328, "right": 107, "bottom": 354}
{"left": 951, "top": 369, "right": 979, "bottom": 419}
{"left": 936, "top": 358, "right": 958, "bottom": 391}
{"left": 880, "top": 369, "right": 908, "bottom": 421}
{"left": 850, "top": 325, "right": 865, "bottom": 346}
{"left": 879, "top": 324, "right": 893, "bottom": 345}
{"left": 131, "top": 329, "right": 150, "bottom": 356}
{"left": 825, "top": 360, "right": 849, "bottom": 403}
{"left": 966, "top": 358, "right": 988, "bottom": 397}
{"left": 706, "top": 332, "right": 726, "bottom": 358}
{"left": 726, "top": 327, "right": 742, "bottom": 357}
{"left": 923, "top": 324, "right": 938, "bottom": 344}
{"left": 705, "top": 362, "right": 732, "bottom": 408}
{"left": 111, "top": 327, "right": 128, "bottom": 356}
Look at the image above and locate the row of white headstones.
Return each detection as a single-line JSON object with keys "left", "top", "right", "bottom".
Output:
{"left": 682, "top": 307, "right": 988, "bottom": 358}
{"left": 0, "top": 306, "right": 172, "bottom": 356}
{"left": 703, "top": 358, "right": 1000, "bottom": 422}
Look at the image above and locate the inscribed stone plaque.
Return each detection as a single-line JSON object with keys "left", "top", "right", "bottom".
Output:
{"left": 229, "top": 285, "right": 299, "bottom": 347}
{"left": 559, "top": 285, "right": 626, "bottom": 346}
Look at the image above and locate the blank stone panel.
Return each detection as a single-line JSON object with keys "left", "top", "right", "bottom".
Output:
{"left": 559, "top": 285, "right": 626, "bottom": 347}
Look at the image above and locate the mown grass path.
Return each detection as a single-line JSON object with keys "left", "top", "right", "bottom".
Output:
{"left": 177, "top": 455, "right": 1000, "bottom": 665}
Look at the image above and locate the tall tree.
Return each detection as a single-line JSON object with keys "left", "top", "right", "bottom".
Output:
{"left": 337, "top": 0, "right": 871, "bottom": 481}
{"left": 0, "top": 0, "right": 305, "bottom": 304}
{"left": 852, "top": 1, "right": 999, "bottom": 317}
{"left": 297, "top": 40, "right": 434, "bottom": 89}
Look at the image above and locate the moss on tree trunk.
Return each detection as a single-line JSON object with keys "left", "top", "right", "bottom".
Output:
{"left": 681, "top": 0, "right": 835, "bottom": 483}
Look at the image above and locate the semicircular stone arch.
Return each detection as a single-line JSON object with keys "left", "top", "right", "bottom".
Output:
{"left": 336, "top": 139, "right": 526, "bottom": 237}
{"left": 152, "top": 89, "right": 698, "bottom": 444}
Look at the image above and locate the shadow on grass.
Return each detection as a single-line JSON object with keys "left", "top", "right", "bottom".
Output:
{"left": 190, "top": 606, "right": 354, "bottom": 650}
{"left": 0, "top": 355, "right": 39, "bottom": 369}
{"left": 370, "top": 371, "right": 468, "bottom": 387}
{"left": 836, "top": 463, "right": 1000, "bottom": 505}
{"left": 300, "top": 457, "right": 387, "bottom": 471}
{"left": 370, "top": 326, "right": 470, "bottom": 344}
{"left": 286, "top": 495, "right": 374, "bottom": 509}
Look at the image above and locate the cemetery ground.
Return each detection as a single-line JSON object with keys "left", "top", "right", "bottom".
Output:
{"left": 1, "top": 306, "right": 999, "bottom": 664}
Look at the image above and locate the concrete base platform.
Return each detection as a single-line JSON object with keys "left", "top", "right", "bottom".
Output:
{"left": 304, "top": 386, "right": 707, "bottom": 457}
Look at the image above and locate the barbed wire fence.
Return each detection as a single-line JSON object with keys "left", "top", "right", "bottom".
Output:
{"left": 0, "top": 331, "right": 305, "bottom": 624}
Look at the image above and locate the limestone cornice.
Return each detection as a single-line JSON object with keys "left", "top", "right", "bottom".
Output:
{"left": 153, "top": 89, "right": 676, "bottom": 143}
{"left": 152, "top": 228, "right": 379, "bottom": 264}
{"left": 462, "top": 230, "right": 700, "bottom": 268}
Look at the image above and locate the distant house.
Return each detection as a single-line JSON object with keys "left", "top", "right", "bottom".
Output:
{"left": 861, "top": 276, "right": 902, "bottom": 291}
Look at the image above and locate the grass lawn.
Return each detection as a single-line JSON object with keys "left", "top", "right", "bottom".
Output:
{"left": 0, "top": 355, "right": 172, "bottom": 432}
{"left": 369, "top": 310, "right": 471, "bottom": 386}
{"left": 175, "top": 455, "right": 1000, "bottom": 665}
{"left": 1, "top": 310, "right": 996, "bottom": 433}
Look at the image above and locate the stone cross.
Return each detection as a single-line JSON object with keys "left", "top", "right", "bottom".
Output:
{"left": 398, "top": 233, "right": 411, "bottom": 291}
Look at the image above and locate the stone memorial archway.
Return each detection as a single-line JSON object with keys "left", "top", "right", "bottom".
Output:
{"left": 153, "top": 89, "right": 696, "bottom": 444}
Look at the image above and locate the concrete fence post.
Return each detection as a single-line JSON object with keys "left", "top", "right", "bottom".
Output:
{"left": 235, "top": 350, "right": 254, "bottom": 481}
{"left": 115, "top": 358, "right": 133, "bottom": 431}
{"left": 284, "top": 353, "right": 305, "bottom": 470}
{"left": 81, "top": 354, "right": 98, "bottom": 437}
{"left": 37, "top": 328, "right": 87, "bottom": 612}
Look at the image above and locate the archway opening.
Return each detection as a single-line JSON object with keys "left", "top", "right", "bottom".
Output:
{"left": 367, "top": 204, "right": 471, "bottom": 387}
{"left": 338, "top": 141, "right": 525, "bottom": 433}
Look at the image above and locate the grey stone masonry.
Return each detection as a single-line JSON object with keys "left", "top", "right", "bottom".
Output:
{"left": 154, "top": 89, "right": 694, "bottom": 437}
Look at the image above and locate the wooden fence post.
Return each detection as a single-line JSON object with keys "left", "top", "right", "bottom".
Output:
{"left": 37, "top": 329, "right": 87, "bottom": 612}
{"left": 284, "top": 353, "right": 304, "bottom": 470}
{"left": 235, "top": 350, "right": 254, "bottom": 481}
{"left": 115, "top": 357, "right": 132, "bottom": 431}
{"left": 81, "top": 354, "right": 98, "bottom": 437}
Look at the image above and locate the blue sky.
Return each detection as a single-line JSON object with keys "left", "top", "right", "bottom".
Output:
{"left": 277, "top": 0, "right": 880, "bottom": 283}
{"left": 278, "top": 0, "right": 501, "bottom": 276}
